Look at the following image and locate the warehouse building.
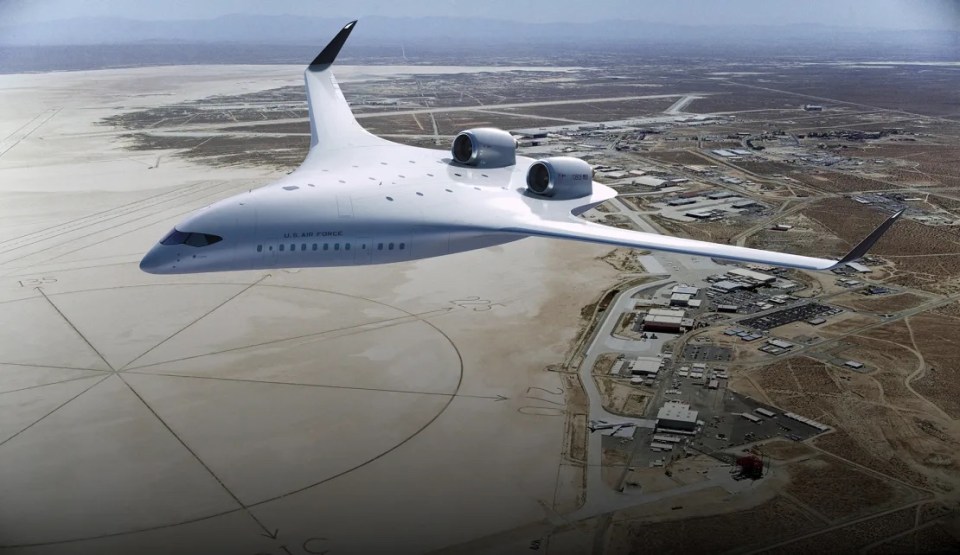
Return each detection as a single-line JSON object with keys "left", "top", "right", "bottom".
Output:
{"left": 711, "top": 280, "right": 750, "bottom": 293}
{"left": 672, "top": 285, "right": 700, "bottom": 296}
{"left": 728, "top": 268, "right": 775, "bottom": 284}
{"left": 656, "top": 401, "right": 699, "bottom": 432}
{"left": 707, "top": 190, "right": 738, "bottom": 200}
{"left": 686, "top": 209, "right": 716, "bottom": 219}
{"left": 642, "top": 308, "right": 694, "bottom": 332}
{"left": 634, "top": 175, "right": 667, "bottom": 188}
{"left": 767, "top": 339, "right": 794, "bottom": 349}
{"left": 629, "top": 357, "right": 663, "bottom": 377}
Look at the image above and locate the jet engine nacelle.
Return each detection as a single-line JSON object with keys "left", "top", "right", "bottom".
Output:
{"left": 525, "top": 157, "right": 594, "bottom": 199}
{"left": 451, "top": 128, "right": 517, "bottom": 168}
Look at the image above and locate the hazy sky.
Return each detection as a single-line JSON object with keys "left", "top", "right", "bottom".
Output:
{"left": 1, "top": 0, "right": 958, "bottom": 29}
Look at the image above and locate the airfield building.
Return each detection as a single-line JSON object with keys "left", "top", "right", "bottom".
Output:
{"left": 642, "top": 308, "right": 694, "bottom": 332}
{"left": 629, "top": 357, "right": 663, "bottom": 377}
{"left": 657, "top": 401, "right": 699, "bottom": 431}
{"left": 728, "top": 268, "right": 775, "bottom": 284}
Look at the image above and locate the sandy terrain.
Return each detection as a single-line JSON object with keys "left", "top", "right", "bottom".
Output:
{"left": 831, "top": 291, "right": 928, "bottom": 313}
{"left": 802, "top": 198, "right": 960, "bottom": 293}
{"left": 606, "top": 494, "right": 822, "bottom": 554}
{"left": 783, "top": 456, "right": 907, "bottom": 521}
{"left": 765, "top": 507, "right": 917, "bottom": 554}
{"left": 756, "top": 439, "right": 815, "bottom": 461}
{"left": 741, "top": 340, "right": 960, "bottom": 496}
{"left": 0, "top": 65, "right": 622, "bottom": 553}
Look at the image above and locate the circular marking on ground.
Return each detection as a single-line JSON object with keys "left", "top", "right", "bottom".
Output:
{"left": 0, "top": 282, "right": 462, "bottom": 547}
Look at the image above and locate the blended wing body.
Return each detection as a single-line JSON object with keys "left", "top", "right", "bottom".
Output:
{"left": 140, "top": 20, "right": 903, "bottom": 275}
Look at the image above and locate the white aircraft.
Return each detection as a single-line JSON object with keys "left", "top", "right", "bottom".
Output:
{"left": 139, "top": 21, "right": 902, "bottom": 275}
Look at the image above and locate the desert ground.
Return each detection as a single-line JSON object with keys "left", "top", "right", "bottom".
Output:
{"left": 5, "top": 52, "right": 960, "bottom": 554}
{"left": 0, "top": 66, "right": 619, "bottom": 554}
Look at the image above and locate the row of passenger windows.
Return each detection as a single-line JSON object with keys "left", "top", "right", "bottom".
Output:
{"left": 255, "top": 242, "right": 406, "bottom": 253}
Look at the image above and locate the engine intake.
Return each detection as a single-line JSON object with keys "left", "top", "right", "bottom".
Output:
{"left": 451, "top": 128, "right": 517, "bottom": 168}
{"left": 525, "top": 157, "right": 593, "bottom": 199}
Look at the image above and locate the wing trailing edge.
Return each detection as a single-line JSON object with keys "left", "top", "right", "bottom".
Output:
{"left": 496, "top": 207, "right": 903, "bottom": 272}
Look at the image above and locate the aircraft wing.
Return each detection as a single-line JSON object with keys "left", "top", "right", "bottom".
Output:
{"left": 297, "top": 20, "right": 903, "bottom": 273}
{"left": 302, "top": 21, "right": 390, "bottom": 156}
{"left": 485, "top": 207, "right": 904, "bottom": 271}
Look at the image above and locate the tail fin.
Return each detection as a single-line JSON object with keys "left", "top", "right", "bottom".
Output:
{"left": 304, "top": 20, "right": 386, "bottom": 154}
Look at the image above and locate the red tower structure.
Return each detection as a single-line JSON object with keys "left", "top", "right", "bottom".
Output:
{"left": 735, "top": 455, "right": 765, "bottom": 480}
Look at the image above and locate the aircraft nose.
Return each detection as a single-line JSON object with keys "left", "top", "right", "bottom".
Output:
{"left": 139, "top": 244, "right": 172, "bottom": 274}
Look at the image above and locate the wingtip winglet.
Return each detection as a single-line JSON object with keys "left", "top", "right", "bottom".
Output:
{"left": 830, "top": 208, "right": 904, "bottom": 269}
{"left": 309, "top": 19, "right": 358, "bottom": 69}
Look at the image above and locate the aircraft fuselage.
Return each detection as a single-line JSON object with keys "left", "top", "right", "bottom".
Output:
{"left": 140, "top": 147, "right": 563, "bottom": 274}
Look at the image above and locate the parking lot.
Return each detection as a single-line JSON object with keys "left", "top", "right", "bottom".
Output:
{"left": 682, "top": 344, "right": 733, "bottom": 362}
{"left": 705, "top": 289, "right": 770, "bottom": 314}
{"left": 624, "top": 361, "right": 828, "bottom": 468}
{"left": 696, "top": 391, "right": 826, "bottom": 454}
{"left": 740, "top": 303, "right": 838, "bottom": 331}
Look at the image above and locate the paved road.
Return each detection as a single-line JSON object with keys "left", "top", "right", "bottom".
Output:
{"left": 574, "top": 202, "right": 731, "bottom": 514}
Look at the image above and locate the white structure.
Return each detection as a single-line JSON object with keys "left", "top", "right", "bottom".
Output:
{"left": 767, "top": 339, "right": 793, "bottom": 349}
{"left": 712, "top": 280, "right": 748, "bottom": 293}
{"left": 672, "top": 285, "right": 699, "bottom": 296}
{"left": 670, "top": 293, "right": 692, "bottom": 306}
{"left": 657, "top": 401, "right": 699, "bottom": 431}
{"left": 783, "top": 412, "right": 829, "bottom": 431}
{"left": 652, "top": 434, "right": 683, "bottom": 443}
{"left": 629, "top": 357, "right": 662, "bottom": 377}
{"left": 642, "top": 308, "right": 692, "bottom": 332}
{"left": 686, "top": 209, "right": 715, "bottom": 219}
{"left": 728, "top": 268, "right": 776, "bottom": 283}
{"left": 634, "top": 175, "right": 667, "bottom": 187}
{"left": 707, "top": 191, "right": 738, "bottom": 200}
{"left": 610, "top": 360, "right": 625, "bottom": 376}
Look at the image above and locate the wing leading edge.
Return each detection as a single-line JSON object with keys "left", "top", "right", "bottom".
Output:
{"left": 497, "top": 209, "right": 904, "bottom": 271}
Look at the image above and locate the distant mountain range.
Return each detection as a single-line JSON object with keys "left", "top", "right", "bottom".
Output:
{"left": 2, "top": 14, "right": 957, "bottom": 49}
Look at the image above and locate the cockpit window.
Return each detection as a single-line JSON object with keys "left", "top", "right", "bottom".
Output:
{"left": 160, "top": 229, "right": 189, "bottom": 245}
{"left": 159, "top": 229, "right": 222, "bottom": 247}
